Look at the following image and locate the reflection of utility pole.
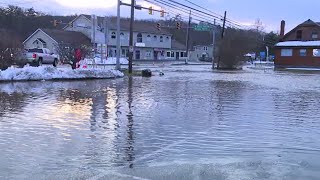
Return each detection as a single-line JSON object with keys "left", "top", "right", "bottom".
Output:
{"left": 185, "top": 10, "right": 191, "bottom": 64}
{"left": 128, "top": 0, "right": 135, "bottom": 74}
{"left": 126, "top": 77, "right": 134, "bottom": 168}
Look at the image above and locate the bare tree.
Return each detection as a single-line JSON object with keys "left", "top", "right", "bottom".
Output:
{"left": 0, "top": 29, "right": 22, "bottom": 70}
{"left": 55, "top": 43, "right": 92, "bottom": 69}
{"left": 217, "top": 28, "right": 257, "bottom": 69}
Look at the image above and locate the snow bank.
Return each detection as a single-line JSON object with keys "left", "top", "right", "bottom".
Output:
{"left": 0, "top": 66, "right": 124, "bottom": 81}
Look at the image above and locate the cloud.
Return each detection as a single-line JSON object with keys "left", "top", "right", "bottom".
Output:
{"left": 54, "top": 0, "right": 117, "bottom": 9}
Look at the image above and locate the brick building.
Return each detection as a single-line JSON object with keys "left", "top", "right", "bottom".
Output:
{"left": 275, "top": 19, "right": 320, "bottom": 68}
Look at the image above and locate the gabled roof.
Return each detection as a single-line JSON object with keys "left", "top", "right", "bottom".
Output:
{"left": 23, "top": 28, "right": 91, "bottom": 45}
{"left": 42, "top": 29, "right": 91, "bottom": 45}
{"left": 68, "top": 14, "right": 171, "bottom": 35}
{"left": 23, "top": 28, "right": 58, "bottom": 44}
{"left": 283, "top": 19, "right": 320, "bottom": 40}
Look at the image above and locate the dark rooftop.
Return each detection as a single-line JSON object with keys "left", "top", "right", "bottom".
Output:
{"left": 42, "top": 29, "right": 91, "bottom": 45}
{"left": 171, "top": 40, "right": 186, "bottom": 50}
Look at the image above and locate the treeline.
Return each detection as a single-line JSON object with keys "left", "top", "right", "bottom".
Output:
{"left": 0, "top": 5, "right": 76, "bottom": 69}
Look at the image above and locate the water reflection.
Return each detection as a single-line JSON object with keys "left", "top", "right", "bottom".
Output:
{"left": 126, "top": 77, "right": 135, "bottom": 168}
{"left": 0, "top": 91, "right": 28, "bottom": 118}
{"left": 2, "top": 69, "right": 320, "bottom": 179}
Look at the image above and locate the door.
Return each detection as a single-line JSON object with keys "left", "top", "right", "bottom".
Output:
{"left": 135, "top": 50, "right": 140, "bottom": 60}
{"left": 154, "top": 51, "right": 158, "bottom": 60}
{"left": 176, "top": 52, "right": 179, "bottom": 60}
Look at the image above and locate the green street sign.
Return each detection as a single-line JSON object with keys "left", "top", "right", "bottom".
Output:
{"left": 193, "top": 25, "right": 211, "bottom": 31}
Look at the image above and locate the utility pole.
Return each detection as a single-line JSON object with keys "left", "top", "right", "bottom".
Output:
{"left": 212, "top": 19, "right": 216, "bottom": 69}
{"left": 217, "top": 11, "right": 227, "bottom": 69}
{"left": 104, "top": 16, "right": 109, "bottom": 60}
{"left": 221, "top": 11, "right": 227, "bottom": 39}
{"left": 91, "top": 15, "right": 96, "bottom": 57}
{"left": 185, "top": 10, "right": 191, "bottom": 64}
{"left": 128, "top": 0, "right": 135, "bottom": 73}
{"left": 116, "top": 0, "right": 121, "bottom": 70}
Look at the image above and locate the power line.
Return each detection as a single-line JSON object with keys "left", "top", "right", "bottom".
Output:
{"left": 182, "top": 0, "right": 246, "bottom": 28}
{"left": 146, "top": 0, "right": 245, "bottom": 29}
{"left": 145, "top": 0, "right": 227, "bottom": 28}
{"left": 161, "top": 0, "right": 244, "bottom": 28}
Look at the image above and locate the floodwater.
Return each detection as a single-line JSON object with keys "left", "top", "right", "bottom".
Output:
{"left": 1, "top": 65, "right": 320, "bottom": 179}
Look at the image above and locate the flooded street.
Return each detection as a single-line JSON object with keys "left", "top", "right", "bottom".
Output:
{"left": 1, "top": 66, "right": 320, "bottom": 179}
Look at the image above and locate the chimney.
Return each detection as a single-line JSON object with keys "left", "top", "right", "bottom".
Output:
{"left": 280, "top": 20, "right": 285, "bottom": 39}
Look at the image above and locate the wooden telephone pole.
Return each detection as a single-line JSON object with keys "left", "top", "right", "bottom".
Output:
{"left": 128, "top": 0, "right": 135, "bottom": 74}
{"left": 217, "top": 11, "right": 227, "bottom": 69}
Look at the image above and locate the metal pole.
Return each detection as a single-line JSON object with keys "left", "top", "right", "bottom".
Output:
{"left": 212, "top": 19, "right": 216, "bottom": 69}
{"left": 104, "top": 16, "right": 108, "bottom": 60}
{"left": 116, "top": 0, "right": 121, "bottom": 70}
{"left": 128, "top": 0, "right": 135, "bottom": 73}
{"left": 185, "top": 10, "right": 191, "bottom": 64}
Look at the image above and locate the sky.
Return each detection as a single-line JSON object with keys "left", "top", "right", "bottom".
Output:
{"left": 2, "top": 0, "right": 320, "bottom": 32}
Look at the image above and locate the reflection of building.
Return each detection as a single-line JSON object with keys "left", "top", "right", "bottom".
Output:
{"left": 275, "top": 19, "right": 320, "bottom": 68}
{"left": 23, "top": 29, "right": 91, "bottom": 54}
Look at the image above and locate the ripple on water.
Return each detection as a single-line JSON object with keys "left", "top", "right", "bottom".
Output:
{"left": 1, "top": 69, "right": 320, "bottom": 179}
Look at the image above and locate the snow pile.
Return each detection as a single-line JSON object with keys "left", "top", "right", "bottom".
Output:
{"left": 0, "top": 66, "right": 124, "bottom": 81}
{"left": 84, "top": 57, "right": 129, "bottom": 65}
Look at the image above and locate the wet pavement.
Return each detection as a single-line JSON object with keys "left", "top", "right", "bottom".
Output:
{"left": 1, "top": 65, "right": 320, "bottom": 179}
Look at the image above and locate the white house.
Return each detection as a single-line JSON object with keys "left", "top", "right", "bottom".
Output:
{"left": 189, "top": 44, "right": 214, "bottom": 61}
{"left": 23, "top": 28, "right": 91, "bottom": 54}
{"left": 63, "top": 14, "right": 187, "bottom": 60}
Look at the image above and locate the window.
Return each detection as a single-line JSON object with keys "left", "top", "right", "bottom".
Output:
{"left": 203, "top": 46, "right": 208, "bottom": 51}
{"left": 135, "top": 50, "right": 141, "bottom": 59}
{"left": 111, "top": 32, "right": 116, "bottom": 39}
{"left": 180, "top": 52, "right": 186, "bottom": 57}
{"left": 167, "top": 51, "right": 171, "bottom": 57}
{"left": 313, "top": 49, "right": 320, "bottom": 57}
{"left": 28, "top": 49, "right": 43, "bottom": 53}
{"left": 166, "top": 36, "right": 170, "bottom": 41}
{"left": 121, "top": 49, "right": 126, "bottom": 57}
{"left": 137, "top": 33, "right": 142, "bottom": 43}
{"left": 146, "top": 51, "right": 151, "bottom": 58}
{"left": 299, "top": 49, "right": 307, "bottom": 56}
{"left": 160, "top": 36, "right": 163, "bottom": 42}
{"left": 154, "top": 35, "right": 157, "bottom": 41}
{"left": 120, "top": 32, "right": 125, "bottom": 40}
{"left": 296, "top": 30, "right": 302, "bottom": 40}
{"left": 281, "top": 49, "right": 293, "bottom": 56}
{"left": 147, "top": 35, "right": 151, "bottom": 41}
{"left": 312, "top": 32, "right": 318, "bottom": 39}
{"left": 171, "top": 51, "right": 175, "bottom": 57}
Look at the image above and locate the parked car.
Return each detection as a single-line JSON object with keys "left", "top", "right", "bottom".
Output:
{"left": 16, "top": 48, "right": 59, "bottom": 67}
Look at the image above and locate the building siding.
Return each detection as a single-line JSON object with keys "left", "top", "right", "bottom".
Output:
{"left": 275, "top": 47, "right": 320, "bottom": 68}
{"left": 24, "top": 30, "right": 58, "bottom": 54}
{"left": 189, "top": 45, "right": 214, "bottom": 61}
{"left": 284, "top": 25, "right": 320, "bottom": 41}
